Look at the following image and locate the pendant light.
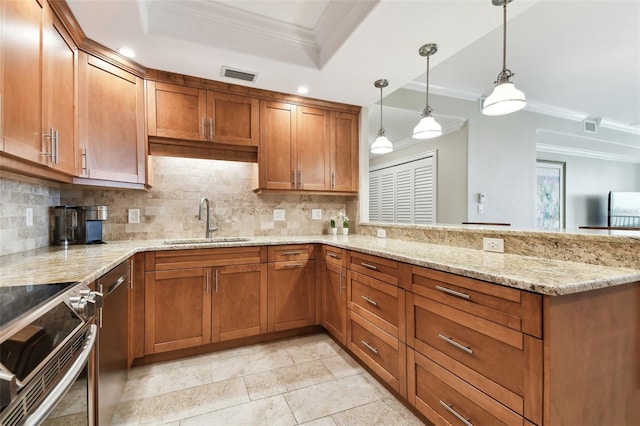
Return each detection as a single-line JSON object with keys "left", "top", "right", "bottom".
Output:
{"left": 413, "top": 43, "right": 442, "bottom": 139}
{"left": 370, "top": 79, "right": 393, "bottom": 154}
{"left": 482, "top": 0, "right": 526, "bottom": 116}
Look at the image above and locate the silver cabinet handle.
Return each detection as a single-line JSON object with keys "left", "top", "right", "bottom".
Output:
{"left": 81, "top": 148, "right": 90, "bottom": 176}
{"left": 206, "top": 270, "right": 210, "bottom": 294}
{"left": 215, "top": 268, "right": 219, "bottom": 293}
{"left": 435, "top": 285, "right": 470, "bottom": 300}
{"left": 438, "top": 334, "right": 474, "bottom": 355}
{"left": 201, "top": 117, "right": 206, "bottom": 138}
{"left": 292, "top": 170, "right": 297, "bottom": 189}
{"left": 42, "top": 127, "right": 55, "bottom": 160}
{"left": 283, "top": 263, "right": 304, "bottom": 268}
{"left": 360, "top": 340, "right": 378, "bottom": 355}
{"left": 360, "top": 262, "right": 378, "bottom": 271}
{"left": 439, "top": 401, "right": 473, "bottom": 426}
{"left": 327, "top": 252, "right": 339, "bottom": 259}
{"left": 298, "top": 170, "right": 303, "bottom": 189}
{"left": 53, "top": 129, "right": 59, "bottom": 164}
{"left": 23, "top": 324, "right": 98, "bottom": 425}
{"left": 339, "top": 269, "right": 344, "bottom": 293}
{"left": 331, "top": 172, "right": 336, "bottom": 190}
{"left": 130, "top": 259, "right": 134, "bottom": 290}
{"left": 360, "top": 295, "right": 378, "bottom": 307}
{"left": 209, "top": 117, "right": 213, "bottom": 139}
{"left": 283, "top": 251, "right": 303, "bottom": 256}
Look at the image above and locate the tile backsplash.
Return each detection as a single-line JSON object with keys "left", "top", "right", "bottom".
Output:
{"left": 61, "top": 156, "right": 357, "bottom": 242}
{"left": 0, "top": 171, "right": 61, "bottom": 256}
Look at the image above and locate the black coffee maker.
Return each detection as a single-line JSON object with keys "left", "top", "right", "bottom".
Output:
{"left": 76, "top": 205, "right": 108, "bottom": 244}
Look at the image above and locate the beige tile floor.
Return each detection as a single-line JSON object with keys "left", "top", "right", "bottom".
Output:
{"left": 113, "top": 333, "right": 425, "bottom": 425}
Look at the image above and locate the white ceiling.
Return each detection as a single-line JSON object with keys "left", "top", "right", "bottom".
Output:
{"left": 67, "top": 0, "right": 640, "bottom": 135}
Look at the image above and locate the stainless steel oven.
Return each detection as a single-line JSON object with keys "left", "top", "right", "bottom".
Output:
{"left": 0, "top": 282, "right": 102, "bottom": 426}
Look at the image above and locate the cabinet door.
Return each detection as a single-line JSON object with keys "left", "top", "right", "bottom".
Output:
{"left": 331, "top": 112, "right": 358, "bottom": 192}
{"left": 208, "top": 92, "right": 259, "bottom": 146}
{"left": 78, "top": 52, "right": 145, "bottom": 183}
{"left": 1, "top": 0, "right": 43, "bottom": 163}
{"left": 147, "top": 81, "right": 206, "bottom": 141}
{"left": 212, "top": 263, "right": 267, "bottom": 342}
{"left": 144, "top": 268, "right": 212, "bottom": 354}
{"left": 42, "top": 2, "right": 76, "bottom": 176}
{"left": 129, "top": 253, "right": 145, "bottom": 364}
{"left": 296, "top": 106, "right": 330, "bottom": 191}
{"left": 323, "top": 261, "right": 347, "bottom": 345}
{"left": 258, "top": 100, "right": 296, "bottom": 190}
{"left": 267, "top": 259, "right": 315, "bottom": 331}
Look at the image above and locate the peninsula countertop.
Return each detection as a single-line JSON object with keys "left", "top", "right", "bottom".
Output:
{"left": 1, "top": 235, "right": 639, "bottom": 296}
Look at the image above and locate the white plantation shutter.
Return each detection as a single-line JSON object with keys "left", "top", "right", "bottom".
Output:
{"left": 369, "top": 153, "right": 436, "bottom": 224}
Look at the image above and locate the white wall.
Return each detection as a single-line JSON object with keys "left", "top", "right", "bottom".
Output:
{"left": 369, "top": 124, "right": 468, "bottom": 224}
{"left": 537, "top": 152, "right": 640, "bottom": 229}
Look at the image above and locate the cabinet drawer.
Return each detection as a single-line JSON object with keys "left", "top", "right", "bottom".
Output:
{"left": 407, "top": 293, "right": 542, "bottom": 422}
{"left": 348, "top": 311, "right": 406, "bottom": 397}
{"left": 146, "top": 246, "right": 265, "bottom": 271}
{"left": 410, "top": 266, "right": 542, "bottom": 338}
{"left": 268, "top": 244, "right": 315, "bottom": 262}
{"left": 323, "top": 246, "right": 346, "bottom": 267}
{"left": 349, "top": 252, "right": 399, "bottom": 286}
{"left": 349, "top": 271, "right": 406, "bottom": 341}
{"left": 408, "top": 349, "right": 524, "bottom": 426}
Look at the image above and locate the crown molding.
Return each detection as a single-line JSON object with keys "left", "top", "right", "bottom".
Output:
{"left": 536, "top": 143, "right": 640, "bottom": 164}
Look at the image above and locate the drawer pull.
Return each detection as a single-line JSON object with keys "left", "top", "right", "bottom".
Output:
{"left": 360, "top": 340, "right": 379, "bottom": 355}
{"left": 283, "top": 263, "right": 304, "bottom": 268}
{"left": 360, "top": 295, "right": 378, "bottom": 307}
{"left": 339, "top": 269, "right": 344, "bottom": 293}
{"left": 327, "top": 252, "right": 339, "bottom": 259}
{"left": 283, "top": 251, "right": 304, "bottom": 256}
{"left": 435, "top": 285, "right": 471, "bottom": 300}
{"left": 438, "top": 334, "right": 474, "bottom": 355}
{"left": 360, "top": 262, "right": 378, "bottom": 271}
{"left": 439, "top": 401, "right": 473, "bottom": 426}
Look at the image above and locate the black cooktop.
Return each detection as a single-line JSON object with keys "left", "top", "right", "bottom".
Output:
{"left": 0, "top": 282, "right": 78, "bottom": 328}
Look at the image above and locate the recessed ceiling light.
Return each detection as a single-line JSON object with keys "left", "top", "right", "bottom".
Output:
{"left": 117, "top": 47, "right": 136, "bottom": 59}
{"left": 297, "top": 86, "right": 309, "bottom": 95}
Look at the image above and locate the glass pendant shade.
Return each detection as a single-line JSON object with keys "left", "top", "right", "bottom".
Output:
{"left": 412, "top": 114, "right": 442, "bottom": 139}
{"left": 370, "top": 132, "right": 393, "bottom": 154}
{"left": 482, "top": 81, "right": 526, "bottom": 116}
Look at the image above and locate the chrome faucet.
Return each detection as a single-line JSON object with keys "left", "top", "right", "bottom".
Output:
{"left": 198, "top": 197, "right": 218, "bottom": 239}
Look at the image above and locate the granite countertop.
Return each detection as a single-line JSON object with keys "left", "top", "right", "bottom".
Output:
{"left": 1, "top": 235, "right": 639, "bottom": 296}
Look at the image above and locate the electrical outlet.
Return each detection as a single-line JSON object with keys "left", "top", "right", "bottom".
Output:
{"left": 273, "top": 209, "right": 285, "bottom": 221}
{"left": 25, "top": 208, "right": 33, "bottom": 227}
{"left": 483, "top": 237, "right": 504, "bottom": 253}
{"left": 128, "top": 208, "right": 140, "bottom": 224}
{"left": 311, "top": 209, "right": 322, "bottom": 220}
{"left": 376, "top": 228, "right": 386, "bottom": 238}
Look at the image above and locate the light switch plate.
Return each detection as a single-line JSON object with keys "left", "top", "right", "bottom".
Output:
{"left": 25, "top": 208, "right": 33, "bottom": 227}
{"left": 311, "top": 209, "right": 322, "bottom": 220}
{"left": 128, "top": 208, "right": 140, "bottom": 224}
{"left": 273, "top": 209, "right": 286, "bottom": 221}
{"left": 376, "top": 228, "right": 386, "bottom": 238}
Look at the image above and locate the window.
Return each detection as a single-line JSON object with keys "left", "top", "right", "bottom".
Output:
{"left": 369, "top": 152, "right": 437, "bottom": 224}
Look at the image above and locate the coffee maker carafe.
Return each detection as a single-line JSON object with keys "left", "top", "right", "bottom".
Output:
{"left": 53, "top": 206, "right": 78, "bottom": 246}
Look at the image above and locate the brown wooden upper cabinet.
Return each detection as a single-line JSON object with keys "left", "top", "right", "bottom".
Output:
{"left": 255, "top": 101, "right": 358, "bottom": 193}
{"left": 1, "top": 0, "right": 77, "bottom": 177}
{"left": 76, "top": 52, "right": 146, "bottom": 186}
{"left": 146, "top": 81, "right": 259, "bottom": 146}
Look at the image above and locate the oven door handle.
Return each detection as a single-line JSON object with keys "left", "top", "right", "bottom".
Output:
{"left": 22, "top": 324, "right": 97, "bottom": 425}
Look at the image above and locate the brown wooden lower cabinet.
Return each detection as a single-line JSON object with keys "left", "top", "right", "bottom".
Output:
{"left": 267, "top": 258, "right": 316, "bottom": 332}
{"left": 322, "top": 260, "right": 347, "bottom": 345}
{"left": 348, "top": 311, "right": 407, "bottom": 397}
{"left": 212, "top": 263, "right": 267, "bottom": 342}
{"left": 408, "top": 348, "right": 524, "bottom": 426}
{"left": 145, "top": 267, "right": 212, "bottom": 354}
{"left": 129, "top": 253, "right": 145, "bottom": 366}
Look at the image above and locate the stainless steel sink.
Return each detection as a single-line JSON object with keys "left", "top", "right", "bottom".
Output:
{"left": 163, "top": 237, "right": 251, "bottom": 245}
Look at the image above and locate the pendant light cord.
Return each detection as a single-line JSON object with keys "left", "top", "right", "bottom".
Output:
{"left": 379, "top": 85, "right": 384, "bottom": 133}
{"left": 425, "top": 54, "right": 430, "bottom": 110}
{"left": 502, "top": 1, "right": 507, "bottom": 72}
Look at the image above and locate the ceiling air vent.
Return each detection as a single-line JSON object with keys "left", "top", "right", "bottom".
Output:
{"left": 583, "top": 118, "right": 598, "bottom": 133}
{"left": 221, "top": 66, "right": 258, "bottom": 83}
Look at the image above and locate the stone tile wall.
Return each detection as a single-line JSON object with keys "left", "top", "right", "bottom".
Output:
{"left": 0, "top": 171, "right": 61, "bottom": 256}
{"left": 60, "top": 156, "right": 358, "bottom": 241}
